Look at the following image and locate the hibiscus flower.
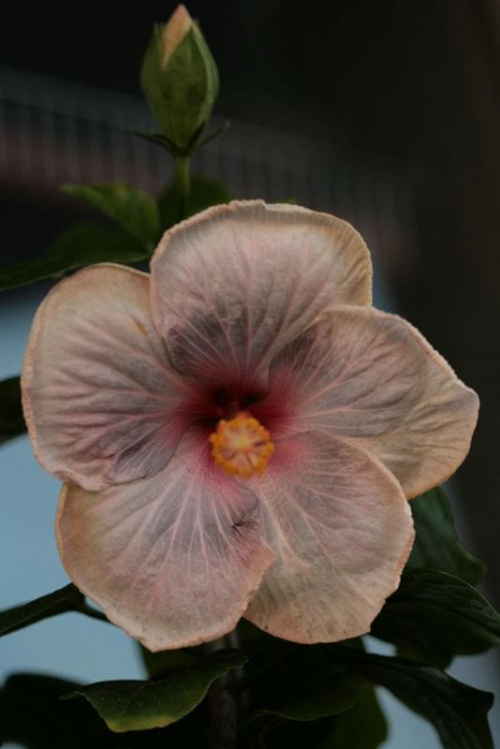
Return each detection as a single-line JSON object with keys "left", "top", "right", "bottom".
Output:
{"left": 21, "top": 201, "right": 478, "bottom": 651}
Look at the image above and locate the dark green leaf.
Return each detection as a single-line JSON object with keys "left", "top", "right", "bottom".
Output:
{"left": 62, "top": 183, "right": 160, "bottom": 249}
{"left": 1, "top": 673, "right": 202, "bottom": 748}
{"left": 409, "top": 487, "right": 485, "bottom": 585}
{"left": 0, "top": 223, "right": 149, "bottom": 291}
{"left": 0, "top": 674, "right": 112, "bottom": 749}
{"left": 158, "top": 175, "right": 231, "bottom": 228}
{"left": 140, "top": 644, "right": 201, "bottom": 678}
{"left": 0, "top": 584, "right": 84, "bottom": 637}
{"left": 65, "top": 649, "right": 246, "bottom": 733}
{"left": 334, "top": 648, "right": 494, "bottom": 749}
{"left": 247, "top": 715, "right": 344, "bottom": 749}
{"left": 257, "top": 670, "right": 367, "bottom": 722}
{"left": 244, "top": 715, "right": 334, "bottom": 749}
{"left": 240, "top": 631, "right": 367, "bottom": 723}
{"left": 236, "top": 618, "right": 295, "bottom": 666}
{"left": 0, "top": 376, "right": 26, "bottom": 444}
{"left": 373, "top": 569, "right": 500, "bottom": 666}
{"left": 323, "top": 686, "right": 388, "bottom": 749}
{"left": 238, "top": 633, "right": 380, "bottom": 748}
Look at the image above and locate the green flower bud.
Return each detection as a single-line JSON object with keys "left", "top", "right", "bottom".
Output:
{"left": 141, "top": 5, "right": 219, "bottom": 152}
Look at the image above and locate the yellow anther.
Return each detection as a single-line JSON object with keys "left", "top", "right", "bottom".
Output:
{"left": 209, "top": 411, "right": 274, "bottom": 478}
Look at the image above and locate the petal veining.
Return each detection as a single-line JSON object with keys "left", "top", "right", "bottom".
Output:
{"left": 245, "top": 431, "right": 414, "bottom": 643}
{"left": 57, "top": 430, "right": 274, "bottom": 651}
{"left": 22, "top": 264, "right": 196, "bottom": 492}
{"left": 150, "top": 201, "right": 372, "bottom": 386}
{"left": 266, "top": 305, "right": 479, "bottom": 497}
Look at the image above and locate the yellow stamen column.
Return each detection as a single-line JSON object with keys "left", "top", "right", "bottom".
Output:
{"left": 209, "top": 412, "right": 275, "bottom": 478}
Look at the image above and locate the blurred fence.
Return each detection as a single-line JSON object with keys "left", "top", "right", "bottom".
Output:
{"left": 0, "top": 64, "right": 420, "bottom": 283}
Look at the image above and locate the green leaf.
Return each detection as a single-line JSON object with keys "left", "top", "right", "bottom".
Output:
{"left": 0, "top": 584, "right": 85, "bottom": 637}
{"left": 240, "top": 632, "right": 367, "bottom": 723}
{"left": 62, "top": 183, "right": 160, "bottom": 249}
{"left": 373, "top": 569, "right": 500, "bottom": 666}
{"left": 140, "top": 644, "right": 201, "bottom": 678}
{"left": 0, "top": 376, "right": 26, "bottom": 445}
{"left": 236, "top": 618, "right": 295, "bottom": 666}
{"left": 237, "top": 634, "right": 381, "bottom": 748}
{"left": 0, "top": 223, "right": 149, "bottom": 291}
{"left": 334, "top": 649, "right": 494, "bottom": 749}
{"left": 0, "top": 674, "right": 113, "bottom": 749}
{"left": 1, "top": 673, "right": 201, "bottom": 747}
{"left": 158, "top": 175, "right": 231, "bottom": 228}
{"left": 323, "top": 686, "right": 388, "bottom": 749}
{"left": 258, "top": 670, "right": 367, "bottom": 722}
{"left": 65, "top": 649, "right": 246, "bottom": 733}
{"left": 409, "top": 487, "right": 485, "bottom": 585}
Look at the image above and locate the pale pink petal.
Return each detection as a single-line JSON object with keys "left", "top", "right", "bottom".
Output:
{"left": 56, "top": 430, "right": 274, "bottom": 651}
{"left": 150, "top": 201, "right": 371, "bottom": 386}
{"left": 262, "top": 305, "right": 479, "bottom": 498}
{"left": 245, "top": 431, "right": 414, "bottom": 643}
{"left": 22, "top": 264, "right": 198, "bottom": 492}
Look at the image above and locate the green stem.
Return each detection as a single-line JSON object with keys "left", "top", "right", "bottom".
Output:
{"left": 175, "top": 155, "right": 191, "bottom": 220}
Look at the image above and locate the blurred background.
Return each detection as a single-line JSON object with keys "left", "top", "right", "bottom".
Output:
{"left": 1, "top": 1, "right": 499, "bottom": 746}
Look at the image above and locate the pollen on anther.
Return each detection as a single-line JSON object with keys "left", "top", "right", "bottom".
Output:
{"left": 209, "top": 411, "right": 275, "bottom": 478}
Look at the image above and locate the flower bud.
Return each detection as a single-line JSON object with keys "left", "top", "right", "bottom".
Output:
{"left": 141, "top": 5, "right": 219, "bottom": 152}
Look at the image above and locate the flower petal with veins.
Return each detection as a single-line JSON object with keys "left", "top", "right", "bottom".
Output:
{"left": 151, "top": 201, "right": 372, "bottom": 387}
{"left": 57, "top": 430, "right": 274, "bottom": 651}
{"left": 22, "top": 264, "right": 196, "bottom": 492}
{"left": 245, "top": 431, "right": 414, "bottom": 642}
{"left": 262, "top": 305, "right": 479, "bottom": 497}
{"left": 20, "top": 200, "right": 479, "bottom": 651}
